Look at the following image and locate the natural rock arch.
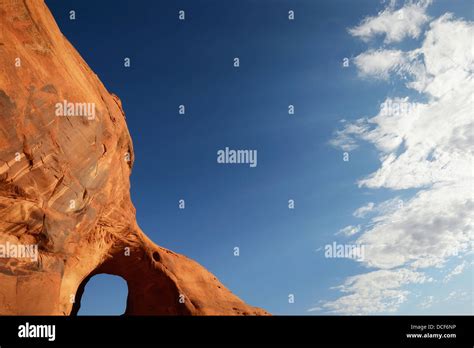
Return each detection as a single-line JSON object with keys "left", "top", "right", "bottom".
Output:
{"left": 0, "top": 0, "right": 268, "bottom": 316}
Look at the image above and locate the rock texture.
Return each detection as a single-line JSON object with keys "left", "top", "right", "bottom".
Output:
{"left": 0, "top": 0, "right": 268, "bottom": 315}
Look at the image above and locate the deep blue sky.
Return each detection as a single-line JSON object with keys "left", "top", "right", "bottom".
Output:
{"left": 44, "top": 0, "right": 472, "bottom": 315}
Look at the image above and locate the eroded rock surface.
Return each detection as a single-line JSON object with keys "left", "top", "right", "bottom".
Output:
{"left": 0, "top": 0, "right": 268, "bottom": 315}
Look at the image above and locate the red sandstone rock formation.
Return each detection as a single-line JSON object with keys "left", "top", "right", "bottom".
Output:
{"left": 0, "top": 0, "right": 268, "bottom": 316}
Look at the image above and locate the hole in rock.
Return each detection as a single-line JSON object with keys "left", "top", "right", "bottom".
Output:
{"left": 77, "top": 274, "right": 128, "bottom": 315}
{"left": 152, "top": 251, "right": 161, "bottom": 262}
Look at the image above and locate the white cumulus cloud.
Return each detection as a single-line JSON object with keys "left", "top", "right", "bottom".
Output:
{"left": 325, "top": 1, "right": 474, "bottom": 314}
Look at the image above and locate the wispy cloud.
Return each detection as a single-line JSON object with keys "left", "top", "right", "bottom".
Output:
{"left": 443, "top": 261, "right": 467, "bottom": 283}
{"left": 353, "top": 202, "right": 375, "bottom": 218}
{"left": 354, "top": 49, "right": 408, "bottom": 79}
{"left": 322, "top": 269, "right": 431, "bottom": 314}
{"left": 337, "top": 225, "right": 361, "bottom": 237}
{"left": 349, "top": 0, "right": 432, "bottom": 43}
{"left": 419, "top": 295, "right": 436, "bottom": 309}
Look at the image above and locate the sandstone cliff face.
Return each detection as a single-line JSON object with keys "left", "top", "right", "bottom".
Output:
{"left": 0, "top": 0, "right": 267, "bottom": 315}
